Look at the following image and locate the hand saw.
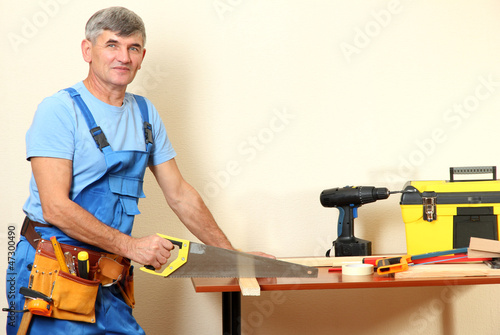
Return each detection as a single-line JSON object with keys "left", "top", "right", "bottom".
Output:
{"left": 140, "top": 234, "right": 318, "bottom": 278}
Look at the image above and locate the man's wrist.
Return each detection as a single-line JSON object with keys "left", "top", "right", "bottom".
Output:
{"left": 112, "top": 232, "right": 134, "bottom": 258}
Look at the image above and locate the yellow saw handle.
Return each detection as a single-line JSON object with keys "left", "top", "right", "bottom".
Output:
{"left": 140, "top": 234, "right": 190, "bottom": 277}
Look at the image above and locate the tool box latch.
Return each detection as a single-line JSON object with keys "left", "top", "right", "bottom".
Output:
{"left": 422, "top": 192, "right": 437, "bottom": 222}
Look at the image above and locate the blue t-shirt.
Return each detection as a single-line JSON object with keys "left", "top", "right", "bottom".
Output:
{"left": 23, "top": 81, "right": 177, "bottom": 223}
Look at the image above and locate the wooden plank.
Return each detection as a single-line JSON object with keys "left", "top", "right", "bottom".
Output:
{"left": 395, "top": 263, "right": 500, "bottom": 279}
{"left": 468, "top": 249, "right": 500, "bottom": 258}
{"left": 239, "top": 278, "right": 260, "bottom": 296}
{"left": 279, "top": 255, "right": 398, "bottom": 267}
{"left": 278, "top": 257, "right": 333, "bottom": 267}
{"left": 469, "top": 237, "right": 500, "bottom": 253}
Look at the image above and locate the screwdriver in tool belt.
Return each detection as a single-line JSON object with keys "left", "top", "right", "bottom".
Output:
{"left": 78, "top": 251, "right": 89, "bottom": 280}
{"left": 64, "top": 252, "right": 77, "bottom": 276}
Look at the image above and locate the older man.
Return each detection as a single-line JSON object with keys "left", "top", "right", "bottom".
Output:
{"left": 7, "top": 7, "right": 261, "bottom": 334}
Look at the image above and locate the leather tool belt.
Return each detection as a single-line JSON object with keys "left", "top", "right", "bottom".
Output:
{"left": 21, "top": 216, "right": 49, "bottom": 250}
{"left": 20, "top": 217, "right": 136, "bottom": 315}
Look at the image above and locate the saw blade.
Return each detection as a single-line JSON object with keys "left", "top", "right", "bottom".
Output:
{"left": 166, "top": 242, "right": 318, "bottom": 278}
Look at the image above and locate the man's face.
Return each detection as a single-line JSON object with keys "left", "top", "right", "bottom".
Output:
{"left": 82, "top": 30, "right": 146, "bottom": 89}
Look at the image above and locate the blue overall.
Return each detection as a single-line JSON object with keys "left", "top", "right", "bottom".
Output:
{"left": 7, "top": 88, "right": 152, "bottom": 334}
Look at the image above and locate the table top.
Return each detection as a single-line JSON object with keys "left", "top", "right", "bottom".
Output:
{"left": 191, "top": 267, "right": 500, "bottom": 293}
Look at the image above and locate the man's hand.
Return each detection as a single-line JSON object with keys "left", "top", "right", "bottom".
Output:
{"left": 128, "top": 235, "right": 175, "bottom": 269}
{"left": 246, "top": 251, "right": 276, "bottom": 259}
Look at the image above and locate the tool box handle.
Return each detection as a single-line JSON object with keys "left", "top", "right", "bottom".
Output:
{"left": 449, "top": 166, "right": 497, "bottom": 182}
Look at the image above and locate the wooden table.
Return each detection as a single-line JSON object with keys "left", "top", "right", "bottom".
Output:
{"left": 191, "top": 266, "right": 500, "bottom": 335}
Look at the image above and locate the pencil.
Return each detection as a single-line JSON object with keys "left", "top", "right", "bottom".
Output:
{"left": 50, "top": 236, "right": 69, "bottom": 273}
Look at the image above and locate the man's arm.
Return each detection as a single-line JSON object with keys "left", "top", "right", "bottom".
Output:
{"left": 149, "top": 158, "right": 235, "bottom": 250}
{"left": 31, "top": 156, "right": 173, "bottom": 269}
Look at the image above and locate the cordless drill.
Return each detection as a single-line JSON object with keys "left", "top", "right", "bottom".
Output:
{"left": 320, "top": 186, "right": 391, "bottom": 257}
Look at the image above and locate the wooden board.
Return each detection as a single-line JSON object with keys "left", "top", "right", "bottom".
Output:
{"left": 468, "top": 250, "right": 500, "bottom": 258}
{"left": 238, "top": 278, "right": 261, "bottom": 296}
{"left": 469, "top": 237, "right": 500, "bottom": 253}
{"left": 279, "top": 255, "right": 399, "bottom": 267}
{"left": 395, "top": 263, "right": 500, "bottom": 279}
{"left": 468, "top": 237, "right": 500, "bottom": 258}
{"left": 278, "top": 257, "right": 334, "bottom": 267}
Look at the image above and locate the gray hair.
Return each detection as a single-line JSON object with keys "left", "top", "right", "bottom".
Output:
{"left": 85, "top": 7, "right": 146, "bottom": 46}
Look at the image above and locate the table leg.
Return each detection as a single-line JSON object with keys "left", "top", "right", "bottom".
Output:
{"left": 222, "top": 291, "right": 241, "bottom": 335}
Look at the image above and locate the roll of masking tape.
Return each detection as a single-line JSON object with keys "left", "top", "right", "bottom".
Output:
{"left": 342, "top": 263, "right": 374, "bottom": 276}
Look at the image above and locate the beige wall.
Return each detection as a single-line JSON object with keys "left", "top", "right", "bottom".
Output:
{"left": 2, "top": 0, "right": 500, "bottom": 334}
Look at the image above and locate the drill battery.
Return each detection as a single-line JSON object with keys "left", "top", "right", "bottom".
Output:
{"left": 400, "top": 166, "right": 500, "bottom": 255}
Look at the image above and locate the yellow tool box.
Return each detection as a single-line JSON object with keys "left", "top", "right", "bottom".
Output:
{"left": 400, "top": 166, "right": 500, "bottom": 255}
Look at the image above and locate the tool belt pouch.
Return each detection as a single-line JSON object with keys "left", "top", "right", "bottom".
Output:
{"left": 95, "top": 255, "right": 135, "bottom": 308}
{"left": 94, "top": 255, "right": 125, "bottom": 286}
{"left": 29, "top": 244, "right": 99, "bottom": 323}
{"left": 118, "top": 266, "right": 135, "bottom": 308}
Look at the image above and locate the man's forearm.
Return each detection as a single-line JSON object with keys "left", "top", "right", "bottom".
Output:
{"left": 41, "top": 198, "right": 132, "bottom": 256}
{"left": 149, "top": 159, "right": 234, "bottom": 250}
{"left": 41, "top": 199, "right": 173, "bottom": 268}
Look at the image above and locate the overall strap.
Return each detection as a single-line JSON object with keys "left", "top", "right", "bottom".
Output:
{"left": 64, "top": 88, "right": 154, "bottom": 150}
{"left": 134, "top": 95, "right": 153, "bottom": 145}
{"left": 64, "top": 87, "right": 110, "bottom": 150}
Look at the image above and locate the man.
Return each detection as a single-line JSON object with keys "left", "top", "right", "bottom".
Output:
{"left": 7, "top": 7, "right": 268, "bottom": 334}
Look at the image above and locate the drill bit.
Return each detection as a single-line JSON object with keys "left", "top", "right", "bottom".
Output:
{"left": 389, "top": 189, "right": 417, "bottom": 194}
